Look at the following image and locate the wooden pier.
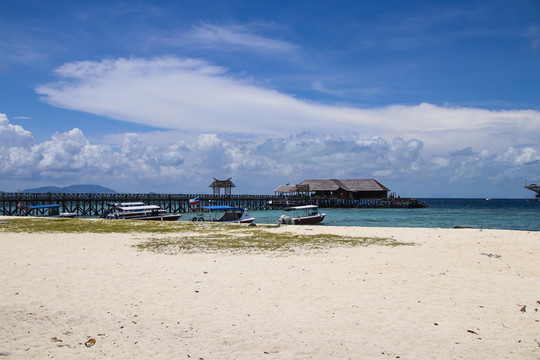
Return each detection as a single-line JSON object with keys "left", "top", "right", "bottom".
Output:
{"left": 0, "top": 192, "right": 428, "bottom": 217}
{"left": 525, "top": 184, "right": 540, "bottom": 199}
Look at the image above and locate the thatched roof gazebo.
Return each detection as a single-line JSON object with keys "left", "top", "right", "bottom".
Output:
{"left": 209, "top": 178, "right": 235, "bottom": 196}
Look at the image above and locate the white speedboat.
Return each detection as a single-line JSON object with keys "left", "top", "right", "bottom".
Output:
{"left": 103, "top": 202, "right": 181, "bottom": 221}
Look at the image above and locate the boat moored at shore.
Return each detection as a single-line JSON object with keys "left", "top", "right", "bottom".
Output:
{"left": 278, "top": 205, "right": 326, "bottom": 225}
{"left": 23, "top": 204, "right": 77, "bottom": 218}
{"left": 189, "top": 205, "right": 255, "bottom": 224}
{"left": 102, "top": 202, "right": 181, "bottom": 221}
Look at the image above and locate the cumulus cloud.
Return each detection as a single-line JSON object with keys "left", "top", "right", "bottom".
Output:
{"left": 36, "top": 57, "right": 540, "bottom": 159}
{"left": 0, "top": 114, "right": 237, "bottom": 192}
{"left": 0, "top": 113, "right": 34, "bottom": 149}
{"left": 1, "top": 104, "right": 539, "bottom": 196}
{"left": 501, "top": 146, "right": 540, "bottom": 165}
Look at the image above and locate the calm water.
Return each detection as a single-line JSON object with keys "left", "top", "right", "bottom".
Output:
{"left": 247, "top": 199, "right": 540, "bottom": 231}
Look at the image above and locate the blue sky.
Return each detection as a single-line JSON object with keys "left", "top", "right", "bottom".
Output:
{"left": 1, "top": 0, "right": 539, "bottom": 197}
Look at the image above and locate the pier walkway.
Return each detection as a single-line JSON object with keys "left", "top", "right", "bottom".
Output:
{"left": 0, "top": 192, "right": 428, "bottom": 217}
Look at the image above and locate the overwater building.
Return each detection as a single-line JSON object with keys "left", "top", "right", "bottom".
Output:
{"left": 274, "top": 179, "right": 390, "bottom": 200}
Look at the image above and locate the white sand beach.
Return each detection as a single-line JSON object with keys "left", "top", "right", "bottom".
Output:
{"left": 0, "top": 224, "right": 539, "bottom": 359}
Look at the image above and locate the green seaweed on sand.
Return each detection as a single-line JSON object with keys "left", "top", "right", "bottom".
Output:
{"left": 0, "top": 217, "right": 413, "bottom": 254}
{"left": 0, "top": 218, "right": 208, "bottom": 233}
{"left": 135, "top": 228, "right": 413, "bottom": 255}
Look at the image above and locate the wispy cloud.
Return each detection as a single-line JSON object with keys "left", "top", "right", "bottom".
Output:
{"left": 35, "top": 56, "right": 540, "bottom": 156}
{"left": 529, "top": 24, "right": 540, "bottom": 50}
{"left": 183, "top": 23, "right": 298, "bottom": 53}
{"left": 312, "top": 80, "right": 384, "bottom": 99}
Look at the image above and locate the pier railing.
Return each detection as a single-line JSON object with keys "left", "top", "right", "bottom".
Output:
{"left": 0, "top": 192, "right": 428, "bottom": 216}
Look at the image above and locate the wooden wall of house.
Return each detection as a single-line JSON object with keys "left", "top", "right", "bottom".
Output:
{"left": 350, "top": 191, "right": 388, "bottom": 200}
{"left": 313, "top": 190, "right": 388, "bottom": 200}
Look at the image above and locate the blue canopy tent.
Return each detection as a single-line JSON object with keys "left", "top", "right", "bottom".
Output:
{"left": 26, "top": 204, "right": 62, "bottom": 216}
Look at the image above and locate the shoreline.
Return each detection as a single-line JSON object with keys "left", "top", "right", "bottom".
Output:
{"left": 2, "top": 214, "right": 540, "bottom": 232}
{"left": 0, "top": 224, "right": 539, "bottom": 359}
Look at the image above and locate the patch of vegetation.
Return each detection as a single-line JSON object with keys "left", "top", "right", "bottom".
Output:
{"left": 0, "top": 218, "right": 217, "bottom": 233}
{"left": 135, "top": 230, "right": 410, "bottom": 255}
{"left": 0, "top": 218, "right": 413, "bottom": 254}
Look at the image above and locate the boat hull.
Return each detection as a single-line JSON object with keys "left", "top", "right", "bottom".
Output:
{"left": 238, "top": 218, "right": 255, "bottom": 224}
{"left": 191, "top": 217, "right": 255, "bottom": 224}
{"left": 279, "top": 213, "right": 326, "bottom": 225}
{"left": 292, "top": 213, "right": 326, "bottom": 225}
{"left": 58, "top": 213, "right": 77, "bottom": 218}
{"left": 190, "top": 207, "right": 255, "bottom": 224}
{"left": 103, "top": 202, "right": 181, "bottom": 221}
{"left": 117, "top": 214, "right": 181, "bottom": 221}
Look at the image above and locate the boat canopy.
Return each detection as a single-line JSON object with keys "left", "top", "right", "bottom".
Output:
{"left": 118, "top": 205, "right": 161, "bottom": 211}
{"left": 283, "top": 205, "right": 318, "bottom": 211}
{"left": 110, "top": 202, "right": 145, "bottom": 207}
{"left": 202, "top": 206, "right": 244, "bottom": 211}
{"left": 28, "top": 204, "right": 61, "bottom": 209}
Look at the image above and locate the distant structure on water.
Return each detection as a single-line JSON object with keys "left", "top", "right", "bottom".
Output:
{"left": 209, "top": 178, "right": 235, "bottom": 196}
{"left": 0, "top": 177, "right": 428, "bottom": 217}
{"left": 525, "top": 183, "right": 540, "bottom": 199}
{"left": 273, "top": 178, "right": 426, "bottom": 208}
{"left": 274, "top": 179, "right": 391, "bottom": 200}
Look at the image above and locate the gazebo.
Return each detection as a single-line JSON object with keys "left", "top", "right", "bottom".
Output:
{"left": 209, "top": 178, "right": 236, "bottom": 196}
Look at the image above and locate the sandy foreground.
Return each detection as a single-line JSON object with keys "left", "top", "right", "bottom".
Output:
{"left": 0, "top": 223, "right": 539, "bottom": 359}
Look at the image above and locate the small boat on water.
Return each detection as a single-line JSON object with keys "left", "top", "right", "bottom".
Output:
{"left": 278, "top": 205, "right": 326, "bottom": 225}
{"left": 189, "top": 205, "right": 255, "bottom": 224}
{"left": 103, "top": 202, "right": 181, "bottom": 221}
{"left": 24, "top": 204, "right": 77, "bottom": 218}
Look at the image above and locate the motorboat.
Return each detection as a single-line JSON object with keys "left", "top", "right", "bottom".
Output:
{"left": 190, "top": 205, "right": 255, "bottom": 224}
{"left": 278, "top": 205, "right": 326, "bottom": 225}
{"left": 103, "top": 202, "right": 181, "bottom": 221}
{"left": 25, "top": 204, "right": 77, "bottom": 218}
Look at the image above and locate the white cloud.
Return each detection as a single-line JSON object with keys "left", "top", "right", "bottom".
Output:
{"left": 430, "top": 156, "right": 449, "bottom": 168}
{"left": 529, "top": 24, "right": 540, "bottom": 50}
{"left": 516, "top": 147, "right": 539, "bottom": 165}
{"left": 184, "top": 23, "right": 298, "bottom": 53}
{"left": 36, "top": 57, "right": 540, "bottom": 159}
{"left": 0, "top": 112, "right": 539, "bottom": 196}
{"left": 0, "top": 113, "right": 34, "bottom": 149}
{"left": 501, "top": 146, "right": 540, "bottom": 165}
{"left": 6, "top": 47, "right": 540, "bottom": 196}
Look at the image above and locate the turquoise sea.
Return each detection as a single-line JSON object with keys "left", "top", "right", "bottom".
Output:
{"left": 246, "top": 199, "right": 540, "bottom": 231}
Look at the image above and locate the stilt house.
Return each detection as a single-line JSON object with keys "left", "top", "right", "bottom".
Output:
{"left": 274, "top": 179, "right": 390, "bottom": 200}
